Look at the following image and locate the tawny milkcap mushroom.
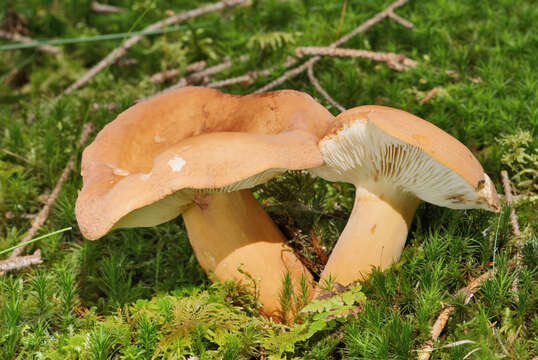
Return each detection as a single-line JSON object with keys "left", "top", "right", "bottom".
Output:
{"left": 75, "top": 86, "right": 334, "bottom": 319}
{"left": 310, "top": 105, "right": 500, "bottom": 286}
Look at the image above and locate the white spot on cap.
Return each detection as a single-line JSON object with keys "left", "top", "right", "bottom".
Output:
{"left": 113, "top": 167, "right": 130, "bottom": 176}
{"left": 154, "top": 135, "right": 165, "bottom": 143}
{"left": 141, "top": 172, "right": 152, "bottom": 180}
{"left": 168, "top": 155, "right": 186, "bottom": 172}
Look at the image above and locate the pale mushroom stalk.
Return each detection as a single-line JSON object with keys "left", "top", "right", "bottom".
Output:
{"left": 320, "top": 181, "right": 421, "bottom": 285}
{"left": 311, "top": 106, "right": 500, "bottom": 286}
{"left": 183, "top": 190, "right": 310, "bottom": 318}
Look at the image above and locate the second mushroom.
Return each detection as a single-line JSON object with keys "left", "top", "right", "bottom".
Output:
{"left": 310, "top": 105, "right": 500, "bottom": 286}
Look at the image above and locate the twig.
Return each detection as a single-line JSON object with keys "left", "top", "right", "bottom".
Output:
{"left": 296, "top": 46, "right": 418, "bottom": 72}
{"left": 0, "top": 250, "right": 42, "bottom": 272}
{"left": 150, "top": 60, "right": 207, "bottom": 83}
{"left": 207, "top": 57, "right": 297, "bottom": 88}
{"left": 417, "top": 270, "right": 494, "bottom": 360}
{"left": 91, "top": 1, "right": 125, "bottom": 13}
{"left": 501, "top": 171, "right": 521, "bottom": 237}
{"left": 445, "top": 70, "right": 482, "bottom": 84}
{"left": 307, "top": 62, "right": 345, "bottom": 112}
{"left": 254, "top": 0, "right": 411, "bottom": 93}
{"left": 0, "top": 30, "right": 61, "bottom": 54}
{"left": 387, "top": 10, "right": 414, "bottom": 28}
{"left": 6, "top": 123, "right": 94, "bottom": 260}
{"left": 501, "top": 170, "right": 522, "bottom": 303}
{"left": 1, "top": 148, "right": 32, "bottom": 165}
{"left": 138, "top": 55, "right": 249, "bottom": 102}
{"left": 63, "top": 0, "right": 249, "bottom": 96}
{"left": 420, "top": 88, "right": 438, "bottom": 104}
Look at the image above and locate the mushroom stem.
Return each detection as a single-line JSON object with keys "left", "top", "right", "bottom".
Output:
{"left": 182, "top": 189, "right": 313, "bottom": 320}
{"left": 320, "top": 181, "right": 421, "bottom": 286}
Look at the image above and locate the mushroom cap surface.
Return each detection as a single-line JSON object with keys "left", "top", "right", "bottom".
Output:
{"left": 76, "top": 87, "right": 334, "bottom": 240}
{"left": 310, "top": 105, "right": 500, "bottom": 212}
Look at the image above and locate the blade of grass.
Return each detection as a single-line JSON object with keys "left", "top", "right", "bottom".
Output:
{"left": 0, "top": 227, "right": 72, "bottom": 256}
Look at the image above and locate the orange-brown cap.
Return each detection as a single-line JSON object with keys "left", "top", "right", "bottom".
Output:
{"left": 76, "top": 87, "right": 334, "bottom": 240}
{"left": 310, "top": 105, "right": 500, "bottom": 212}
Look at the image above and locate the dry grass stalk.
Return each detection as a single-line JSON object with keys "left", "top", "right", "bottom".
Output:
{"left": 91, "top": 1, "right": 125, "bottom": 13}
{"left": 417, "top": 270, "right": 494, "bottom": 360}
{"left": 420, "top": 88, "right": 438, "bottom": 104}
{"left": 501, "top": 171, "right": 521, "bottom": 237}
{"left": 63, "top": 0, "right": 250, "bottom": 96}
{"left": 208, "top": 57, "right": 297, "bottom": 88}
{"left": 255, "top": 0, "right": 411, "bottom": 93}
{"left": 0, "top": 30, "right": 61, "bottom": 54}
{"left": 1, "top": 148, "right": 32, "bottom": 165}
{"left": 307, "top": 62, "right": 345, "bottom": 112}
{"left": 296, "top": 46, "right": 418, "bottom": 72}
{"left": 5, "top": 123, "right": 94, "bottom": 261}
{"left": 151, "top": 60, "right": 207, "bottom": 83}
{"left": 445, "top": 69, "right": 482, "bottom": 84}
{"left": 0, "top": 250, "right": 42, "bottom": 272}
{"left": 501, "top": 170, "right": 522, "bottom": 303}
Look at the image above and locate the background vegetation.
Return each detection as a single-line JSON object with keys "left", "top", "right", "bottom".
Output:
{"left": 0, "top": 0, "right": 536, "bottom": 358}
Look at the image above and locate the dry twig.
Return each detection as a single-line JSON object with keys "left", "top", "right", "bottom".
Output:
{"left": 63, "top": 0, "right": 249, "bottom": 96}
{"left": 1, "top": 148, "right": 32, "bottom": 165}
{"left": 255, "top": 0, "right": 412, "bottom": 93}
{"left": 307, "top": 62, "right": 345, "bottom": 112}
{"left": 0, "top": 250, "right": 42, "bottom": 272}
{"left": 91, "top": 1, "right": 125, "bottom": 13}
{"left": 0, "top": 30, "right": 61, "bottom": 54}
{"left": 417, "top": 270, "right": 494, "bottom": 360}
{"left": 6, "top": 123, "right": 94, "bottom": 260}
{"left": 150, "top": 60, "right": 207, "bottom": 83}
{"left": 501, "top": 170, "right": 522, "bottom": 302}
{"left": 501, "top": 171, "right": 521, "bottom": 237}
{"left": 296, "top": 46, "right": 418, "bottom": 72}
{"left": 208, "top": 57, "right": 297, "bottom": 88}
{"left": 420, "top": 88, "right": 438, "bottom": 104}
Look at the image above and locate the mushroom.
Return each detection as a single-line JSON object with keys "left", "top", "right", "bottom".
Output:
{"left": 310, "top": 105, "right": 500, "bottom": 286}
{"left": 75, "top": 87, "right": 334, "bottom": 319}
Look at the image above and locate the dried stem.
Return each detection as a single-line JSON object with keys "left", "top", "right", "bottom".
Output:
{"left": 138, "top": 55, "right": 250, "bottom": 102}
{"left": 63, "top": 0, "right": 249, "bottom": 96}
{"left": 208, "top": 57, "right": 297, "bottom": 88}
{"left": 6, "top": 123, "right": 94, "bottom": 261}
{"left": 387, "top": 10, "right": 414, "bottom": 28}
{"left": 307, "top": 62, "right": 345, "bottom": 112}
{"left": 501, "top": 171, "right": 521, "bottom": 237}
{"left": 255, "top": 0, "right": 411, "bottom": 93}
{"left": 296, "top": 46, "right": 418, "bottom": 72}
{"left": 501, "top": 170, "right": 522, "bottom": 303}
{"left": 0, "top": 250, "right": 42, "bottom": 272}
{"left": 150, "top": 60, "right": 207, "bottom": 83}
{"left": 0, "top": 30, "right": 61, "bottom": 54}
{"left": 1, "top": 148, "right": 32, "bottom": 165}
{"left": 91, "top": 1, "right": 125, "bottom": 13}
{"left": 417, "top": 270, "right": 494, "bottom": 360}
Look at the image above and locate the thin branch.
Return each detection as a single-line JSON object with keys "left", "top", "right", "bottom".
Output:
{"left": 255, "top": 0, "right": 411, "bottom": 93}
{"left": 307, "top": 62, "right": 345, "bottom": 112}
{"left": 207, "top": 57, "right": 297, "bottom": 88}
{"left": 501, "top": 170, "right": 522, "bottom": 303}
{"left": 1, "top": 148, "right": 32, "bottom": 165}
{"left": 296, "top": 46, "right": 418, "bottom": 72}
{"left": 150, "top": 60, "right": 207, "bottom": 83}
{"left": 6, "top": 123, "right": 94, "bottom": 260}
{"left": 420, "top": 88, "right": 438, "bottom": 104}
{"left": 501, "top": 171, "right": 521, "bottom": 237}
{"left": 63, "top": 0, "right": 250, "bottom": 96}
{"left": 417, "top": 270, "right": 494, "bottom": 360}
{"left": 0, "top": 30, "right": 61, "bottom": 54}
{"left": 387, "top": 10, "right": 414, "bottom": 28}
{"left": 0, "top": 250, "right": 42, "bottom": 272}
{"left": 138, "top": 55, "right": 249, "bottom": 102}
{"left": 91, "top": 1, "right": 125, "bottom": 13}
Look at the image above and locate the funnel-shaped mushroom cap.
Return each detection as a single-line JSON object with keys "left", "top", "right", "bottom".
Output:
{"left": 76, "top": 87, "right": 334, "bottom": 240}
{"left": 311, "top": 105, "right": 500, "bottom": 212}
